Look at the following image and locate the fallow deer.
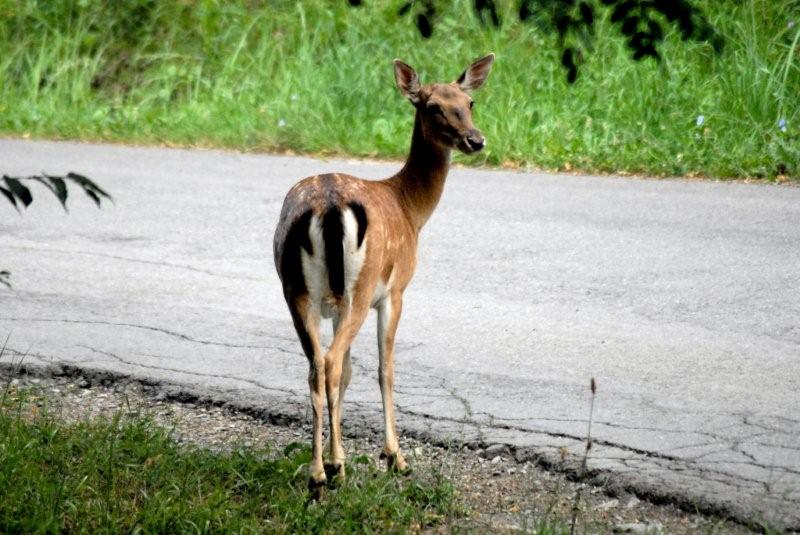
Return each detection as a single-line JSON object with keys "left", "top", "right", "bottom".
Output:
{"left": 273, "top": 53, "right": 494, "bottom": 494}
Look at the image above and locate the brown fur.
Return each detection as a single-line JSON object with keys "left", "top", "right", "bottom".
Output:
{"left": 273, "top": 54, "right": 494, "bottom": 494}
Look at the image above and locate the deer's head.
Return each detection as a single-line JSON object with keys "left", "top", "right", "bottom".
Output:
{"left": 394, "top": 53, "right": 494, "bottom": 154}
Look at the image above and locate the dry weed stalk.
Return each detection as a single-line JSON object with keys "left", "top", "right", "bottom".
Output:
{"left": 570, "top": 377, "right": 596, "bottom": 535}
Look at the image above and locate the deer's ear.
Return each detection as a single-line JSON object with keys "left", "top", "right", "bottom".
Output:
{"left": 394, "top": 59, "right": 421, "bottom": 105}
{"left": 456, "top": 53, "right": 495, "bottom": 92}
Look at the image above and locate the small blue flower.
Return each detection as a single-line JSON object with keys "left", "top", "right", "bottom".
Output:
{"left": 789, "top": 21, "right": 796, "bottom": 29}
{"left": 290, "top": 94, "right": 298, "bottom": 101}
{"left": 278, "top": 119, "right": 286, "bottom": 128}
{"left": 696, "top": 115, "right": 705, "bottom": 127}
{"left": 778, "top": 118, "right": 787, "bottom": 132}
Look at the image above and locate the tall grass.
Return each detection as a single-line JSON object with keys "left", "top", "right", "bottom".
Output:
{"left": 0, "top": 0, "right": 797, "bottom": 179}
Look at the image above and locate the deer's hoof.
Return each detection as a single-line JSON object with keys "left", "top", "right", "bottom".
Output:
{"left": 308, "top": 475, "right": 327, "bottom": 500}
{"left": 324, "top": 462, "right": 346, "bottom": 487}
{"left": 380, "top": 451, "right": 412, "bottom": 475}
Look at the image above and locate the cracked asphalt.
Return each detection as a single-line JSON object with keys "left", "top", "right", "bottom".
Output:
{"left": 1, "top": 139, "right": 798, "bottom": 530}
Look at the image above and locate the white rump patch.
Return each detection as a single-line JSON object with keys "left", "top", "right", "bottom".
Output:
{"left": 342, "top": 207, "right": 367, "bottom": 300}
{"left": 300, "top": 208, "right": 368, "bottom": 317}
{"left": 300, "top": 214, "right": 329, "bottom": 315}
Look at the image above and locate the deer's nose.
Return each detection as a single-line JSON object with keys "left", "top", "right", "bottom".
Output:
{"left": 466, "top": 131, "right": 485, "bottom": 152}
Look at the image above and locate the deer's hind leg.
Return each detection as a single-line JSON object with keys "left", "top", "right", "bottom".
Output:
{"left": 329, "top": 313, "right": 353, "bottom": 452}
{"left": 288, "top": 297, "right": 327, "bottom": 495}
{"left": 323, "top": 295, "right": 371, "bottom": 483}
{"left": 323, "top": 313, "right": 353, "bottom": 483}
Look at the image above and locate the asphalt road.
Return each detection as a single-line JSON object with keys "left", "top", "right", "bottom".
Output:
{"left": 2, "top": 139, "right": 798, "bottom": 529}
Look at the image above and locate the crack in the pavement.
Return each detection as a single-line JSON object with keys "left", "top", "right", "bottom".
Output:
{"left": 78, "top": 345, "right": 301, "bottom": 398}
{"left": 486, "top": 413, "right": 729, "bottom": 441}
{"left": 0, "top": 316, "right": 301, "bottom": 352}
{"left": 740, "top": 413, "right": 800, "bottom": 435}
{"left": 393, "top": 402, "right": 800, "bottom": 489}
{"left": 4, "top": 244, "right": 262, "bottom": 282}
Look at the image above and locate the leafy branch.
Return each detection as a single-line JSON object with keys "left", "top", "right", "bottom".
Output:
{"left": 2, "top": 172, "right": 112, "bottom": 212}
{"left": 2, "top": 172, "right": 111, "bottom": 288}
{"left": 355, "top": 0, "right": 722, "bottom": 82}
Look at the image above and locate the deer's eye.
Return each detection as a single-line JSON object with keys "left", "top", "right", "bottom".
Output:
{"left": 469, "top": 100, "right": 474, "bottom": 109}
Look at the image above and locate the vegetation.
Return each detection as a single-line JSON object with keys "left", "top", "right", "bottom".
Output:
{"left": 0, "top": 0, "right": 797, "bottom": 179}
{"left": 1, "top": 172, "right": 110, "bottom": 212}
{"left": 0, "top": 384, "right": 457, "bottom": 533}
{"left": 383, "top": 0, "right": 722, "bottom": 83}
{"left": 1, "top": 172, "right": 110, "bottom": 288}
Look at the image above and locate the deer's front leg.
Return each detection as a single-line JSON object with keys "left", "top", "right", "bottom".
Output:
{"left": 377, "top": 290, "right": 409, "bottom": 473}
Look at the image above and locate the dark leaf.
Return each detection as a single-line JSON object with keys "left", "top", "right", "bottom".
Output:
{"left": 711, "top": 36, "right": 724, "bottom": 53}
{"left": 621, "top": 16, "right": 639, "bottom": 36}
{"left": 397, "top": 1, "right": 413, "bottom": 16}
{"left": 474, "top": 0, "right": 501, "bottom": 27}
{"left": 2, "top": 176, "right": 33, "bottom": 207}
{"left": 48, "top": 176, "right": 69, "bottom": 208}
{"left": 489, "top": 0, "right": 501, "bottom": 27}
{"left": 579, "top": 2, "right": 593, "bottom": 26}
{"left": 567, "top": 65, "right": 578, "bottom": 83}
{"left": 83, "top": 189, "right": 101, "bottom": 206}
{"left": 347, "top": 0, "right": 362, "bottom": 5}
{"left": 630, "top": 31, "right": 650, "bottom": 50}
{"left": 66, "top": 172, "right": 112, "bottom": 205}
{"left": 632, "top": 43, "right": 658, "bottom": 60}
{"left": 28, "top": 175, "right": 54, "bottom": 193}
{"left": 654, "top": 0, "right": 680, "bottom": 22}
{"left": 416, "top": 13, "right": 432, "bottom": 37}
{"left": 555, "top": 13, "right": 571, "bottom": 35}
{"left": 519, "top": 0, "right": 532, "bottom": 21}
{"left": 0, "top": 185, "right": 18, "bottom": 210}
{"left": 611, "top": 0, "right": 636, "bottom": 23}
{"left": 28, "top": 174, "right": 71, "bottom": 211}
{"left": 561, "top": 47, "right": 575, "bottom": 68}
{"left": 679, "top": 17, "right": 694, "bottom": 40}
{"left": 647, "top": 19, "right": 663, "bottom": 41}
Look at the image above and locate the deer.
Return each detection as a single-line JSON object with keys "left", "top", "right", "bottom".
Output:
{"left": 273, "top": 53, "right": 494, "bottom": 495}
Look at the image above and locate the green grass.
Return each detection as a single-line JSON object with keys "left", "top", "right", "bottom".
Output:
{"left": 0, "top": 0, "right": 798, "bottom": 179}
{"left": 0, "top": 387, "right": 457, "bottom": 533}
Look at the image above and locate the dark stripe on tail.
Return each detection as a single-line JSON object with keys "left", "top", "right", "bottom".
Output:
{"left": 348, "top": 201, "right": 368, "bottom": 248}
{"left": 279, "top": 209, "right": 313, "bottom": 300}
{"left": 322, "top": 206, "right": 345, "bottom": 297}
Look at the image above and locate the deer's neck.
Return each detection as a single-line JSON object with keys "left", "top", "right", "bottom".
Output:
{"left": 390, "top": 112, "right": 451, "bottom": 232}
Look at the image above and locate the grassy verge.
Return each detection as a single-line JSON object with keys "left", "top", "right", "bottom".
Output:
{"left": 0, "top": 386, "right": 457, "bottom": 533}
{"left": 0, "top": 368, "right": 771, "bottom": 534}
{"left": 0, "top": 0, "right": 797, "bottom": 180}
